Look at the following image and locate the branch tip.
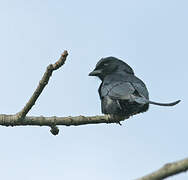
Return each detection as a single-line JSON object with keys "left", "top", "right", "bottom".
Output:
{"left": 17, "top": 51, "right": 69, "bottom": 119}
{"left": 62, "top": 50, "right": 68, "bottom": 56}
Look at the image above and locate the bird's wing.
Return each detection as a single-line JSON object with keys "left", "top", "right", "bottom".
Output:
{"left": 131, "top": 81, "right": 149, "bottom": 100}
{"left": 100, "top": 81, "right": 134, "bottom": 100}
{"left": 100, "top": 80, "right": 149, "bottom": 104}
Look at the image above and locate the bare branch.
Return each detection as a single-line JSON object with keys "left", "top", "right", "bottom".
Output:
{"left": 136, "top": 157, "right": 188, "bottom": 180}
{"left": 16, "top": 50, "right": 68, "bottom": 119}
{"left": 3, "top": 50, "right": 126, "bottom": 135}
{"left": 0, "top": 114, "right": 126, "bottom": 127}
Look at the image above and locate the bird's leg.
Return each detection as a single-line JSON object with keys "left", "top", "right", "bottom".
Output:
{"left": 106, "top": 114, "right": 128, "bottom": 125}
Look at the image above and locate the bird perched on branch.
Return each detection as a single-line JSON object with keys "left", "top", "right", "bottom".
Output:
{"left": 89, "top": 57, "right": 180, "bottom": 118}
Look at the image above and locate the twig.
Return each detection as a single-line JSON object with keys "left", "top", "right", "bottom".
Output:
{"left": 0, "top": 114, "right": 127, "bottom": 135}
{"left": 16, "top": 50, "right": 68, "bottom": 119}
{"left": 0, "top": 114, "right": 126, "bottom": 127}
{"left": 136, "top": 157, "right": 188, "bottom": 180}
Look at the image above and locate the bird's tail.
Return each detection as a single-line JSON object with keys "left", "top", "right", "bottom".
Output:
{"left": 149, "top": 100, "right": 181, "bottom": 106}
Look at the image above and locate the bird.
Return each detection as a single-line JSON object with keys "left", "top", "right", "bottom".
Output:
{"left": 89, "top": 57, "right": 180, "bottom": 118}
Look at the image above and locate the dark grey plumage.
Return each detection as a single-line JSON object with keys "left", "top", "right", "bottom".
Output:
{"left": 89, "top": 57, "right": 180, "bottom": 117}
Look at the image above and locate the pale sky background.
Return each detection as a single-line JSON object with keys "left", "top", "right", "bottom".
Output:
{"left": 0, "top": 0, "right": 187, "bottom": 180}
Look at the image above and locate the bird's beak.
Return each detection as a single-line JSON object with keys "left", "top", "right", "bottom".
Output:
{"left": 88, "top": 69, "right": 102, "bottom": 76}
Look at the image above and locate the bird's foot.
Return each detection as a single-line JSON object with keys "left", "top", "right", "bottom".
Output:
{"left": 106, "top": 114, "right": 129, "bottom": 125}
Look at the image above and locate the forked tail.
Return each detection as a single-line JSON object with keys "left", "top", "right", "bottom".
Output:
{"left": 149, "top": 100, "right": 181, "bottom": 106}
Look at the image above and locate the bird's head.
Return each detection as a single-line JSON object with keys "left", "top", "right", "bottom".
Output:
{"left": 89, "top": 57, "right": 134, "bottom": 80}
